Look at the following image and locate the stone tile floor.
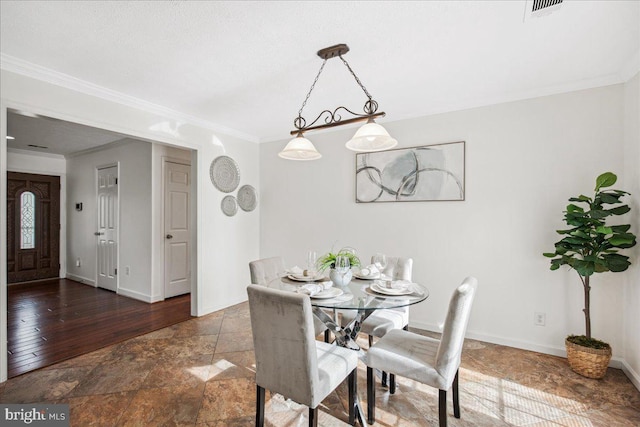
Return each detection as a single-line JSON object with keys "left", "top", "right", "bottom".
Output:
{"left": 1, "top": 301, "right": 639, "bottom": 426}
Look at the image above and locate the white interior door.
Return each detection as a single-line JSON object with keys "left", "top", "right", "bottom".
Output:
{"left": 164, "top": 161, "right": 191, "bottom": 298}
{"left": 96, "top": 166, "right": 118, "bottom": 292}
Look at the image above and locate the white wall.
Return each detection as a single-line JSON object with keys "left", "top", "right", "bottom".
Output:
{"left": 0, "top": 69, "right": 260, "bottom": 382}
{"left": 66, "top": 139, "right": 153, "bottom": 302}
{"left": 6, "top": 149, "right": 68, "bottom": 279}
{"left": 260, "top": 84, "right": 632, "bottom": 363}
{"left": 622, "top": 72, "right": 640, "bottom": 389}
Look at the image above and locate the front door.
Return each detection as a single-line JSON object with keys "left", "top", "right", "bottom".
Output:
{"left": 7, "top": 172, "right": 60, "bottom": 284}
{"left": 164, "top": 161, "right": 191, "bottom": 298}
{"left": 96, "top": 166, "right": 118, "bottom": 292}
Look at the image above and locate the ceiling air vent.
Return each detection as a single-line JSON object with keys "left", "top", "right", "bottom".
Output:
{"left": 524, "top": 0, "right": 563, "bottom": 21}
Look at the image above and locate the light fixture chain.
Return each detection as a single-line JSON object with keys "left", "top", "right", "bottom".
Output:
{"left": 297, "top": 59, "right": 328, "bottom": 118}
{"left": 339, "top": 54, "right": 373, "bottom": 101}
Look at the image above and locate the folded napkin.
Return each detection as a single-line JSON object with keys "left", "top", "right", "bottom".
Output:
{"left": 359, "top": 264, "right": 380, "bottom": 277}
{"left": 297, "top": 281, "right": 333, "bottom": 296}
{"left": 374, "top": 279, "right": 411, "bottom": 291}
{"left": 288, "top": 265, "right": 304, "bottom": 275}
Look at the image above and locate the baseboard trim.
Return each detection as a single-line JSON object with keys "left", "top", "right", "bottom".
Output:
{"left": 410, "top": 321, "right": 631, "bottom": 383}
{"left": 621, "top": 360, "right": 640, "bottom": 391}
{"left": 117, "top": 287, "right": 152, "bottom": 303}
{"left": 66, "top": 274, "right": 96, "bottom": 287}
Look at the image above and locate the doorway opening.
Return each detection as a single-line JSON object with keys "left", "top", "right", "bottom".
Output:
{"left": 4, "top": 109, "right": 198, "bottom": 377}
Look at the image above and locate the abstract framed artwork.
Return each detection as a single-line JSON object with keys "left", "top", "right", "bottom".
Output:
{"left": 355, "top": 141, "right": 465, "bottom": 203}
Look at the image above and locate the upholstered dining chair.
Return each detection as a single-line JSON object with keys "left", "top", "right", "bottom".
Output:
{"left": 365, "top": 276, "right": 478, "bottom": 427}
{"left": 247, "top": 285, "right": 359, "bottom": 427}
{"left": 249, "top": 256, "right": 286, "bottom": 285}
{"left": 248, "top": 256, "right": 329, "bottom": 341}
{"left": 341, "top": 256, "right": 413, "bottom": 391}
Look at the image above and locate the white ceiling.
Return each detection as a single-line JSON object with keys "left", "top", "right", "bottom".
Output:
{"left": 1, "top": 0, "right": 638, "bottom": 151}
{"left": 7, "top": 111, "right": 126, "bottom": 156}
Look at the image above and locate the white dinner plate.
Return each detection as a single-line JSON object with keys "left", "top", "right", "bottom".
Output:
{"left": 370, "top": 283, "right": 414, "bottom": 296}
{"left": 287, "top": 274, "right": 324, "bottom": 282}
{"left": 311, "top": 288, "right": 344, "bottom": 299}
{"left": 354, "top": 272, "right": 380, "bottom": 280}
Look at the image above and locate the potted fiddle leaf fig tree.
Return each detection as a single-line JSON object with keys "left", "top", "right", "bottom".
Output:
{"left": 543, "top": 172, "right": 636, "bottom": 379}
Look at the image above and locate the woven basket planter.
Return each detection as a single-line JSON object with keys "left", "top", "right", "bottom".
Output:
{"left": 565, "top": 338, "right": 612, "bottom": 379}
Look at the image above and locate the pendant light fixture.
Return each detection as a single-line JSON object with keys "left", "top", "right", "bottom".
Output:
{"left": 279, "top": 44, "right": 397, "bottom": 160}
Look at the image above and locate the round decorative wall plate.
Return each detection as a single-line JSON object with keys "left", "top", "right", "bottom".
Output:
{"left": 221, "top": 195, "right": 238, "bottom": 217}
{"left": 210, "top": 156, "right": 240, "bottom": 193}
{"left": 237, "top": 185, "right": 257, "bottom": 212}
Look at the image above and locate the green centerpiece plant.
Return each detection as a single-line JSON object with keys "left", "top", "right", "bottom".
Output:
{"left": 543, "top": 172, "right": 636, "bottom": 378}
{"left": 317, "top": 247, "right": 361, "bottom": 272}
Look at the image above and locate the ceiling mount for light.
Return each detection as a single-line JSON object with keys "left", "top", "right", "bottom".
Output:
{"left": 278, "top": 43, "right": 397, "bottom": 161}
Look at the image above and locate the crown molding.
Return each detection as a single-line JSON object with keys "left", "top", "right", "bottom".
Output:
{"left": 64, "top": 137, "right": 136, "bottom": 159}
{"left": 0, "top": 53, "right": 259, "bottom": 143}
{"left": 7, "top": 147, "right": 66, "bottom": 160}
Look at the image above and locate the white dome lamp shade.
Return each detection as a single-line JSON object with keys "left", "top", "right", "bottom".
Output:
{"left": 278, "top": 132, "right": 322, "bottom": 160}
{"left": 345, "top": 119, "right": 398, "bottom": 152}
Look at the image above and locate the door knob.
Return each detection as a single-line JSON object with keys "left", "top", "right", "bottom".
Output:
{"left": 166, "top": 234, "right": 173, "bottom": 239}
{"left": 94, "top": 232, "right": 104, "bottom": 236}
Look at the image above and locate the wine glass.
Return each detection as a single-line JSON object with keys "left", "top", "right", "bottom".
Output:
{"left": 334, "top": 255, "right": 351, "bottom": 286}
{"left": 372, "top": 253, "right": 387, "bottom": 279}
{"left": 307, "top": 250, "right": 317, "bottom": 275}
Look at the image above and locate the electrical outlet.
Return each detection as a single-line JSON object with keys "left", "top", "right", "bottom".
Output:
{"left": 534, "top": 312, "right": 546, "bottom": 326}
{"left": 125, "top": 266, "right": 130, "bottom": 276}
{"left": 76, "top": 257, "right": 81, "bottom": 267}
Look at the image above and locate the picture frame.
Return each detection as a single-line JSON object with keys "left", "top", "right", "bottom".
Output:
{"left": 355, "top": 141, "right": 465, "bottom": 203}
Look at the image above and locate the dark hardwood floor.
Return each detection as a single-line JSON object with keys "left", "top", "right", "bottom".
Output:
{"left": 7, "top": 278, "right": 192, "bottom": 378}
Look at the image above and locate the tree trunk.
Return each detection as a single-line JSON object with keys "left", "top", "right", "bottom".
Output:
{"left": 583, "top": 275, "right": 591, "bottom": 339}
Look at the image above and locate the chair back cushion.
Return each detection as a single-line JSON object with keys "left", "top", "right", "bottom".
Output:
{"left": 247, "top": 284, "right": 319, "bottom": 404}
{"left": 371, "top": 256, "right": 413, "bottom": 281}
{"left": 435, "top": 276, "right": 477, "bottom": 384}
{"left": 249, "top": 256, "right": 285, "bottom": 285}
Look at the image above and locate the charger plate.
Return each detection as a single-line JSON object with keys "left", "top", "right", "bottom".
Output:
{"left": 210, "top": 156, "right": 240, "bottom": 193}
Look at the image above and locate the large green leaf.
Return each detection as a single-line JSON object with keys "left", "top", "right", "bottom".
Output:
{"left": 611, "top": 224, "right": 631, "bottom": 233}
{"left": 566, "top": 204, "right": 584, "bottom": 213}
{"left": 573, "top": 259, "right": 595, "bottom": 276}
{"left": 597, "top": 192, "right": 622, "bottom": 204}
{"left": 595, "top": 172, "right": 617, "bottom": 191}
{"left": 594, "top": 263, "right": 609, "bottom": 273}
{"left": 590, "top": 209, "right": 611, "bottom": 219}
{"left": 609, "top": 233, "right": 637, "bottom": 248}
{"left": 595, "top": 225, "right": 613, "bottom": 234}
{"left": 570, "top": 230, "right": 590, "bottom": 238}
{"left": 603, "top": 253, "right": 631, "bottom": 272}
{"left": 608, "top": 205, "right": 630, "bottom": 215}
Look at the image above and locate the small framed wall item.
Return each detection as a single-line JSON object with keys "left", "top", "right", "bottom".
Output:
{"left": 356, "top": 141, "right": 465, "bottom": 203}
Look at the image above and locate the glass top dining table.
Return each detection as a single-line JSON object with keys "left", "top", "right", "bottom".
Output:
{"left": 266, "top": 274, "right": 429, "bottom": 352}
{"left": 266, "top": 275, "right": 429, "bottom": 311}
